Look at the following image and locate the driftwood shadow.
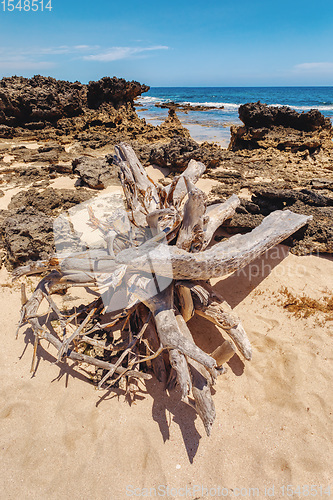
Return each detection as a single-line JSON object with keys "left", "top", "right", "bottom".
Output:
{"left": 20, "top": 323, "right": 94, "bottom": 387}
{"left": 212, "top": 244, "right": 289, "bottom": 308}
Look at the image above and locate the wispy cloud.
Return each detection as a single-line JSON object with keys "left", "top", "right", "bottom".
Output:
{"left": 83, "top": 45, "right": 169, "bottom": 62}
{"left": 294, "top": 62, "right": 333, "bottom": 73}
{"left": 0, "top": 55, "right": 55, "bottom": 70}
{"left": 0, "top": 44, "right": 169, "bottom": 74}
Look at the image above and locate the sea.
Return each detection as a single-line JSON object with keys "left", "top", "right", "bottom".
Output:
{"left": 135, "top": 87, "right": 333, "bottom": 148}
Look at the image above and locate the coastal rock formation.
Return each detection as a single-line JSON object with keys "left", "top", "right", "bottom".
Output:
{"left": 229, "top": 102, "right": 333, "bottom": 152}
{"left": 0, "top": 76, "right": 190, "bottom": 145}
{"left": 87, "top": 77, "right": 149, "bottom": 108}
{"left": 0, "top": 75, "right": 146, "bottom": 127}
{"left": 1, "top": 188, "right": 93, "bottom": 267}
{"left": 148, "top": 137, "right": 225, "bottom": 170}
{"left": 72, "top": 156, "right": 119, "bottom": 189}
{"left": 2, "top": 207, "right": 55, "bottom": 266}
{"left": 155, "top": 101, "right": 224, "bottom": 113}
{"left": 224, "top": 187, "right": 333, "bottom": 254}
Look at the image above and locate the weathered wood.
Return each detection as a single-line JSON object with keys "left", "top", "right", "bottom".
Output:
{"left": 201, "top": 194, "right": 240, "bottom": 250}
{"left": 136, "top": 284, "right": 217, "bottom": 374}
{"left": 211, "top": 340, "right": 236, "bottom": 367}
{"left": 14, "top": 143, "right": 312, "bottom": 438}
{"left": 114, "top": 143, "right": 160, "bottom": 214}
{"left": 166, "top": 159, "right": 206, "bottom": 206}
{"left": 120, "top": 210, "right": 312, "bottom": 280}
{"left": 176, "top": 284, "right": 195, "bottom": 322}
{"left": 191, "top": 280, "right": 252, "bottom": 360}
{"left": 176, "top": 312, "right": 216, "bottom": 437}
{"left": 176, "top": 178, "right": 207, "bottom": 252}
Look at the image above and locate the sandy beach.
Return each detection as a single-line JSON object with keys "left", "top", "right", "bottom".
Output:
{"left": 0, "top": 75, "right": 332, "bottom": 500}
{"left": 1, "top": 217, "right": 332, "bottom": 499}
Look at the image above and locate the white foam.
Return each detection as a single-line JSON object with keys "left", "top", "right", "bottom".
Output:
{"left": 182, "top": 101, "right": 240, "bottom": 110}
{"left": 266, "top": 103, "right": 333, "bottom": 112}
{"left": 135, "top": 96, "right": 166, "bottom": 104}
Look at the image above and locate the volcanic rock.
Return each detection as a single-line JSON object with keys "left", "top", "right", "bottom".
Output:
{"left": 155, "top": 101, "right": 224, "bottom": 113}
{"left": 0, "top": 76, "right": 190, "bottom": 145}
{"left": 1, "top": 188, "right": 94, "bottom": 267}
{"left": 72, "top": 156, "right": 119, "bottom": 189}
{"left": 229, "top": 102, "right": 333, "bottom": 153}
{"left": 226, "top": 187, "right": 333, "bottom": 254}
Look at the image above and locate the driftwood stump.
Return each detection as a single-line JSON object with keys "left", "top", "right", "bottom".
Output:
{"left": 14, "top": 143, "right": 311, "bottom": 436}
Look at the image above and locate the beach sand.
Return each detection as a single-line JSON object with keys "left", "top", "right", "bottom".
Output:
{"left": 0, "top": 240, "right": 332, "bottom": 499}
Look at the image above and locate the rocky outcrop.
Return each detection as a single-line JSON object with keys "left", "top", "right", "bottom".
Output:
{"left": 224, "top": 187, "right": 333, "bottom": 254}
{"left": 147, "top": 136, "right": 225, "bottom": 170}
{"left": 72, "top": 156, "right": 119, "bottom": 189}
{"left": 0, "top": 76, "right": 190, "bottom": 145}
{"left": 155, "top": 101, "right": 224, "bottom": 113}
{"left": 87, "top": 77, "right": 149, "bottom": 109}
{"left": 1, "top": 207, "right": 55, "bottom": 266}
{"left": 229, "top": 102, "right": 333, "bottom": 153}
{"left": 1, "top": 188, "right": 94, "bottom": 267}
{"left": 0, "top": 75, "right": 147, "bottom": 127}
{"left": 7, "top": 187, "right": 93, "bottom": 214}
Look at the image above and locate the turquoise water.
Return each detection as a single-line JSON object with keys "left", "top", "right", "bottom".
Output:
{"left": 136, "top": 87, "right": 333, "bottom": 147}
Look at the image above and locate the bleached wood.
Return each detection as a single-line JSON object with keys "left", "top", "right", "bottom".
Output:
{"left": 121, "top": 210, "right": 312, "bottom": 280}
{"left": 176, "top": 312, "right": 216, "bottom": 437}
{"left": 211, "top": 340, "right": 236, "bottom": 367}
{"left": 176, "top": 178, "right": 207, "bottom": 252}
{"left": 165, "top": 159, "right": 206, "bottom": 206}
{"left": 201, "top": 194, "right": 240, "bottom": 250}
{"left": 114, "top": 143, "right": 159, "bottom": 214}
{"left": 191, "top": 280, "right": 252, "bottom": 360}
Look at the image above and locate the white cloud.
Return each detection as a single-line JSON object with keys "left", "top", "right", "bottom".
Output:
{"left": 0, "top": 57, "right": 54, "bottom": 70}
{"left": 0, "top": 44, "right": 169, "bottom": 72}
{"left": 294, "top": 62, "right": 333, "bottom": 72}
{"left": 83, "top": 45, "right": 169, "bottom": 62}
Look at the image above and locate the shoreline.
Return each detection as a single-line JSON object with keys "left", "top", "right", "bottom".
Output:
{"left": 0, "top": 75, "right": 332, "bottom": 499}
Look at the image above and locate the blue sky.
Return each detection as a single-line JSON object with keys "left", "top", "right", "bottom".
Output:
{"left": 0, "top": 0, "right": 332, "bottom": 86}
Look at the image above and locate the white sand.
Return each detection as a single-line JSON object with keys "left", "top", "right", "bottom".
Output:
{"left": 0, "top": 250, "right": 332, "bottom": 499}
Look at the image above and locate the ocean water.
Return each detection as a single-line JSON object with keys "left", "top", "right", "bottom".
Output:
{"left": 135, "top": 87, "right": 333, "bottom": 147}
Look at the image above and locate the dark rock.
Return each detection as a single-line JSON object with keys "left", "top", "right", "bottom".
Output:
{"left": 0, "top": 124, "right": 14, "bottom": 138}
{"left": 1, "top": 188, "right": 95, "bottom": 267}
{"left": 149, "top": 137, "right": 201, "bottom": 169}
{"left": 1, "top": 207, "right": 55, "bottom": 266}
{"left": 0, "top": 75, "right": 85, "bottom": 127}
{"left": 226, "top": 187, "right": 333, "bottom": 254}
{"left": 148, "top": 137, "right": 226, "bottom": 170}
{"left": 0, "top": 76, "right": 190, "bottom": 146}
{"left": 238, "top": 101, "right": 331, "bottom": 131}
{"left": 72, "top": 156, "right": 119, "bottom": 189}
{"left": 87, "top": 77, "right": 149, "bottom": 109}
{"left": 229, "top": 102, "right": 333, "bottom": 153}
{"left": 8, "top": 187, "right": 93, "bottom": 215}
{"left": 155, "top": 101, "right": 224, "bottom": 113}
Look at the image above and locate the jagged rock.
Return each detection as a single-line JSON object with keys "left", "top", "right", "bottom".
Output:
{"left": 0, "top": 76, "right": 190, "bottom": 146}
{"left": 148, "top": 136, "right": 226, "bottom": 170}
{"left": 8, "top": 187, "right": 93, "bottom": 215}
{"left": 155, "top": 101, "right": 224, "bottom": 113}
{"left": 225, "top": 187, "right": 333, "bottom": 254}
{"left": 238, "top": 101, "right": 331, "bottom": 131}
{"left": 0, "top": 75, "right": 85, "bottom": 127}
{"left": 1, "top": 207, "right": 55, "bottom": 266}
{"left": 11, "top": 143, "right": 71, "bottom": 164}
{"left": 72, "top": 156, "right": 119, "bottom": 189}
{"left": 1, "top": 188, "right": 94, "bottom": 267}
{"left": 229, "top": 102, "right": 333, "bottom": 153}
{"left": 87, "top": 76, "right": 149, "bottom": 108}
